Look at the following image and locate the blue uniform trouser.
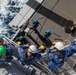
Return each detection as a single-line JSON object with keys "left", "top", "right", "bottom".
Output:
{"left": 48, "top": 61, "right": 64, "bottom": 70}
{"left": 32, "top": 24, "right": 38, "bottom": 31}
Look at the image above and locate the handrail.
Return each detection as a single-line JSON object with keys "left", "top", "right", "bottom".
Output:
{"left": 33, "top": 62, "right": 53, "bottom": 75}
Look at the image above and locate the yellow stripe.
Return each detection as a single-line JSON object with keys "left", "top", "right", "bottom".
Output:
{"left": 18, "top": 12, "right": 29, "bottom": 19}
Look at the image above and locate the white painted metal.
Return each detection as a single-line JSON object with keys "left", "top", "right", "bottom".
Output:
{"left": 24, "top": 27, "right": 30, "bottom": 34}
{"left": 9, "top": 4, "right": 35, "bottom": 30}
{"left": 36, "top": 0, "right": 44, "bottom": 3}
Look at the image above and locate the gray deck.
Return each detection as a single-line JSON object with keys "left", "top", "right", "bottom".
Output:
{"left": 29, "top": 0, "right": 75, "bottom": 42}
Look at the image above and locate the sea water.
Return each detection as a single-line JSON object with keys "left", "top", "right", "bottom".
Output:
{"left": 0, "top": 0, "right": 29, "bottom": 38}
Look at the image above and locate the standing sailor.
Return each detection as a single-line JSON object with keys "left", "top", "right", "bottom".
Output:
{"left": 30, "top": 19, "right": 40, "bottom": 32}
{"left": 18, "top": 45, "right": 41, "bottom": 65}
{"left": 44, "top": 30, "right": 51, "bottom": 39}
{"left": 47, "top": 39, "right": 76, "bottom": 70}
{"left": 47, "top": 42, "right": 67, "bottom": 70}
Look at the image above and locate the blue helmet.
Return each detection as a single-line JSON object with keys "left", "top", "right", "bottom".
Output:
{"left": 46, "top": 30, "right": 51, "bottom": 34}
{"left": 33, "top": 19, "right": 38, "bottom": 23}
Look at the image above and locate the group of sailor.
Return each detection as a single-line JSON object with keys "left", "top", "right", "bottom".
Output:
{"left": 0, "top": 19, "right": 76, "bottom": 71}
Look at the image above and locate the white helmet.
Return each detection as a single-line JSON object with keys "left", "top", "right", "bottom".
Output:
{"left": 54, "top": 42, "right": 64, "bottom": 50}
{"left": 28, "top": 45, "right": 37, "bottom": 53}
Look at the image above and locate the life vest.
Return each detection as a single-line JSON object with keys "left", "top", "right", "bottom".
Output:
{"left": 23, "top": 50, "right": 36, "bottom": 64}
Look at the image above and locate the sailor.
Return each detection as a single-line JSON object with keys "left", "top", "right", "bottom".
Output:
{"left": 18, "top": 45, "right": 41, "bottom": 65}
{"left": 47, "top": 39, "right": 76, "bottom": 70}
{"left": 52, "top": 39, "right": 76, "bottom": 58}
{"left": 47, "top": 42, "right": 67, "bottom": 70}
{"left": 30, "top": 19, "right": 39, "bottom": 31}
{"left": 15, "top": 36, "right": 29, "bottom": 45}
{"left": 44, "top": 30, "right": 51, "bottom": 39}
{"left": 17, "top": 42, "right": 30, "bottom": 61}
{"left": 0, "top": 45, "right": 13, "bottom": 65}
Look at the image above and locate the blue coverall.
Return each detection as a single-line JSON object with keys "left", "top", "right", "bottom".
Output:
{"left": 44, "top": 30, "right": 51, "bottom": 39}
{"left": 47, "top": 40, "right": 76, "bottom": 70}
{"left": 0, "top": 44, "right": 13, "bottom": 65}
{"left": 47, "top": 48, "right": 67, "bottom": 70}
{"left": 18, "top": 45, "right": 41, "bottom": 65}
{"left": 32, "top": 20, "right": 39, "bottom": 31}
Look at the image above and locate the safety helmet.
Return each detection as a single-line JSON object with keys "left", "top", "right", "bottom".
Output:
{"left": 39, "top": 45, "right": 45, "bottom": 50}
{"left": 0, "top": 46, "right": 6, "bottom": 55}
{"left": 54, "top": 42, "right": 64, "bottom": 50}
{"left": 45, "top": 30, "right": 51, "bottom": 34}
{"left": 19, "top": 36, "right": 24, "bottom": 40}
{"left": 29, "top": 45, "right": 37, "bottom": 53}
{"left": 33, "top": 19, "right": 38, "bottom": 23}
{"left": 17, "top": 41, "right": 21, "bottom": 45}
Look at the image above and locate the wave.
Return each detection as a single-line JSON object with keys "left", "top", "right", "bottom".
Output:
{"left": 0, "top": 0, "right": 29, "bottom": 38}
